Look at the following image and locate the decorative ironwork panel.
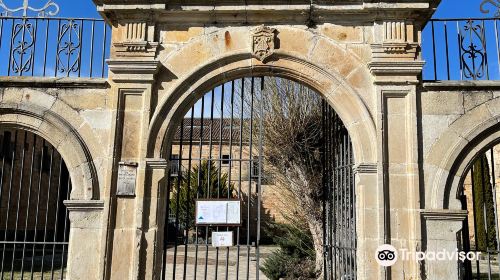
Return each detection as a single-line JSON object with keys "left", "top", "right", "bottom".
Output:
{"left": 422, "top": 18, "right": 500, "bottom": 81}
{"left": 56, "top": 19, "right": 82, "bottom": 76}
{"left": 9, "top": 18, "right": 35, "bottom": 75}
{"left": 459, "top": 20, "right": 488, "bottom": 80}
{"left": 0, "top": 128, "right": 71, "bottom": 280}
{"left": 0, "top": 16, "right": 110, "bottom": 77}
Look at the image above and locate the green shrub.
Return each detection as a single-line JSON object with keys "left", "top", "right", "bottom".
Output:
{"left": 261, "top": 220, "right": 316, "bottom": 279}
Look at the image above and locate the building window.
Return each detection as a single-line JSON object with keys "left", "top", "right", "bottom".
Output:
{"left": 251, "top": 156, "right": 260, "bottom": 180}
{"left": 222, "top": 154, "right": 230, "bottom": 165}
{"left": 170, "top": 154, "right": 179, "bottom": 176}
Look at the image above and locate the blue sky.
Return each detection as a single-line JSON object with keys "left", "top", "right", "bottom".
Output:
{"left": 433, "top": 0, "right": 488, "bottom": 18}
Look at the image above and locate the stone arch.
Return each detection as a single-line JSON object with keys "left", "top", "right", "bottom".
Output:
{"left": 148, "top": 53, "right": 376, "bottom": 166}
{"left": 426, "top": 97, "right": 500, "bottom": 210}
{"left": 0, "top": 98, "right": 100, "bottom": 200}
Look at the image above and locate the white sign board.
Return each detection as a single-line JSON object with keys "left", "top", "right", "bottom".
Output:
{"left": 212, "top": 231, "right": 233, "bottom": 247}
{"left": 195, "top": 200, "right": 241, "bottom": 225}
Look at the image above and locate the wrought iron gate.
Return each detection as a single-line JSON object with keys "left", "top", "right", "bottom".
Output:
{"left": 160, "top": 76, "right": 356, "bottom": 280}
{"left": 459, "top": 143, "right": 500, "bottom": 280}
{"left": 322, "top": 104, "right": 356, "bottom": 280}
{"left": 0, "top": 128, "right": 71, "bottom": 280}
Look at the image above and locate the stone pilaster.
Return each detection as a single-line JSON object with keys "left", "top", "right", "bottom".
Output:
{"left": 369, "top": 18, "right": 424, "bottom": 280}
{"left": 354, "top": 163, "right": 385, "bottom": 280}
{"left": 64, "top": 200, "right": 105, "bottom": 280}
{"left": 105, "top": 19, "right": 161, "bottom": 280}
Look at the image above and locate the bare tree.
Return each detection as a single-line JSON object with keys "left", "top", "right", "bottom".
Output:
{"left": 235, "top": 76, "right": 326, "bottom": 277}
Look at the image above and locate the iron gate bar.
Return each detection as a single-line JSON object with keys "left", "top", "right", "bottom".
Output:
{"left": 0, "top": 129, "right": 71, "bottom": 280}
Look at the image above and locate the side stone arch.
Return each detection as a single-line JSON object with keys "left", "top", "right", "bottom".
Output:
{"left": 425, "top": 97, "right": 500, "bottom": 210}
{"left": 0, "top": 90, "right": 101, "bottom": 200}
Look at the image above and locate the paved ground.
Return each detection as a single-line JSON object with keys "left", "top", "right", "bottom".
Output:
{"left": 163, "top": 245, "right": 277, "bottom": 280}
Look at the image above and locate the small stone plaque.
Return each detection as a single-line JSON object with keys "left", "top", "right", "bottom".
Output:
{"left": 117, "top": 162, "right": 138, "bottom": 196}
{"left": 212, "top": 231, "right": 233, "bottom": 247}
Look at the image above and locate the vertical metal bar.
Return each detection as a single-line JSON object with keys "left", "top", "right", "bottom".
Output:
{"left": 59, "top": 177, "right": 71, "bottom": 280}
{"left": 193, "top": 95, "right": 205, "bottom": 280}
{"left": 0, "top": 131, "right": 8, "bottom": 234}
{"left": 444, "top": 21, "right": 451, "bottom": 80}
{"left": 204, "top": 88, "right": 216, "bottom": 280}
{"left": 255, "top": 76, "right": 264, "bottom": 280}
{"left": 20, "top": 132, "right": 37, "bottom": 278}
{"left": 19, "top": 18, "right": 27, "bottom": 76}
{"left": 431, "top": 21, "right": 438, "bottom": 80}
{"left": 470, "top": 165, "right": 482, "bottom": 278}
{"left": 77, "top": 19, "right": 84, "bottom": 77}
{"left": 55, "top": 19, "right": 61, "bottom": 77}
{"left": 494, "top": 20, "right": 500, "bottom": 79}
{"left": 225, "top": 80, "right": 235, "bottom": 280}
{"left": 30, "top": 19, "right": 38, "bottom": 76}
{"left": 161, "top": 148, "right": 174, "bottom": 280}
{"left": 89, "top": 20, "right": 95, "bottom": 77}
{"left": 65, "top": 19, "right": 73, "bottom": 77}
{"left": 42, "top": 18, "right": 50, "bottom": 77}
{"left": 236, "top": 78, "right": 244, "bottom": 280}
{"left": 181, "top": 107, "right": 195, "bottom": 280}
{"left": 50, "top": 156, "right": 64, "bottom": 279}
{"left": 214, "top": 83, "right": 225, "bottom": 280}
{"left": 7, "top": 18, "right": 16, "bottom": 76}
{"left": 0, "top": 130, "right": 18, "bottom": 278}
{"left": 101, "top": 23, "right": 107, "bottom": 78}
{"left": 458, "top": 21, "right": 464, "bottom": 80}
{"left": 172, "top": 118, "right": 185, "bottom": 280}
{"left": 30, "top": 139, "right": 46, "bottom": 279}
{"left": 40, "top": 146, "right": 55, "bottom": 279}
{"left": 18, "top": 133, "right": 36, "bottom": 279}
{"left": 246, "top": 77, "right": 255, "bottom": 280}
{"left": 482, "top": 20, "right": 490, "bottom": 80}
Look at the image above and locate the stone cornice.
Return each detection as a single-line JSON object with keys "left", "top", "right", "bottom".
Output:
{"left": 0, "top": 77, "right": 109, "bottom": 89}
{"left": 420, "top": 209, "right": 468, "bottom": 221}
{"left": 107, "top": 59, "right": 160, "bottom": 74}
{"left": 64, "top": 200, "right": 105, "bottom": 212}
{"left": 96, "top": 2, "right": 437, "bottom": 25}
{"left": 353, "top": 163, "right": 378, "bottom": 174}
{"left": 107, "top": 59, "right": 161, "bottom": 83}
{"left": 368, "top": 61, "right": 425, "bottom": 76}
{"left": 145, "top": 158, "right": 168, "bottom": 169}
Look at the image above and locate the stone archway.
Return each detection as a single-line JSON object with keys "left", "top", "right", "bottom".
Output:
{"left": 144, "top": 48, "right": 379, "bottom": 279}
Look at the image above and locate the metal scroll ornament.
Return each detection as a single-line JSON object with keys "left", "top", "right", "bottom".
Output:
{"left": 56, "top": 20, "right": 81, "bottom": 75}
{"left": 480, "top": 0, "right": 500, "bottom": 17}
{"left": 460, "top": 20, "right": 487, "bottom": 80}
{"left": 10, "top": 18, "right": 35, "bottom": 75}
{"left": 0, "top": 0, "right": 60, "bottom": 17}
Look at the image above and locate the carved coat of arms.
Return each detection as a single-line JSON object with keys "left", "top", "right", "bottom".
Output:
{"left": 252, "top": 25, "right": 276, "bottom": 62}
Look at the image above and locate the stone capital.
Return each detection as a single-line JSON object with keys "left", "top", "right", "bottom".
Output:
{"left": 107, "top": 59, "right": 161, "bottom": 83}
{"left": 64, "top": 200, "right": 105, "bottom": 212}
{"left": 420, "top": 209, "right": 468, "bottom": 221}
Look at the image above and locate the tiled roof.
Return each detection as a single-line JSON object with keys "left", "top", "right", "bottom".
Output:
{"left": 173, "top": 118, "right": 244, "bottom": 142}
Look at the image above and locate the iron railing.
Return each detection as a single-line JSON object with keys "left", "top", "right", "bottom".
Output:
{"left": 423, "top": 18, "right": 500, "bottom": 81}
{"left": 0, "top": 16, "right": 110, "bottom": 78}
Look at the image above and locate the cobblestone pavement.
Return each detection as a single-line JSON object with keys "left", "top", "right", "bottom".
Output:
{"left": 163, "top": 245, "right": 277, "bottom": 280}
